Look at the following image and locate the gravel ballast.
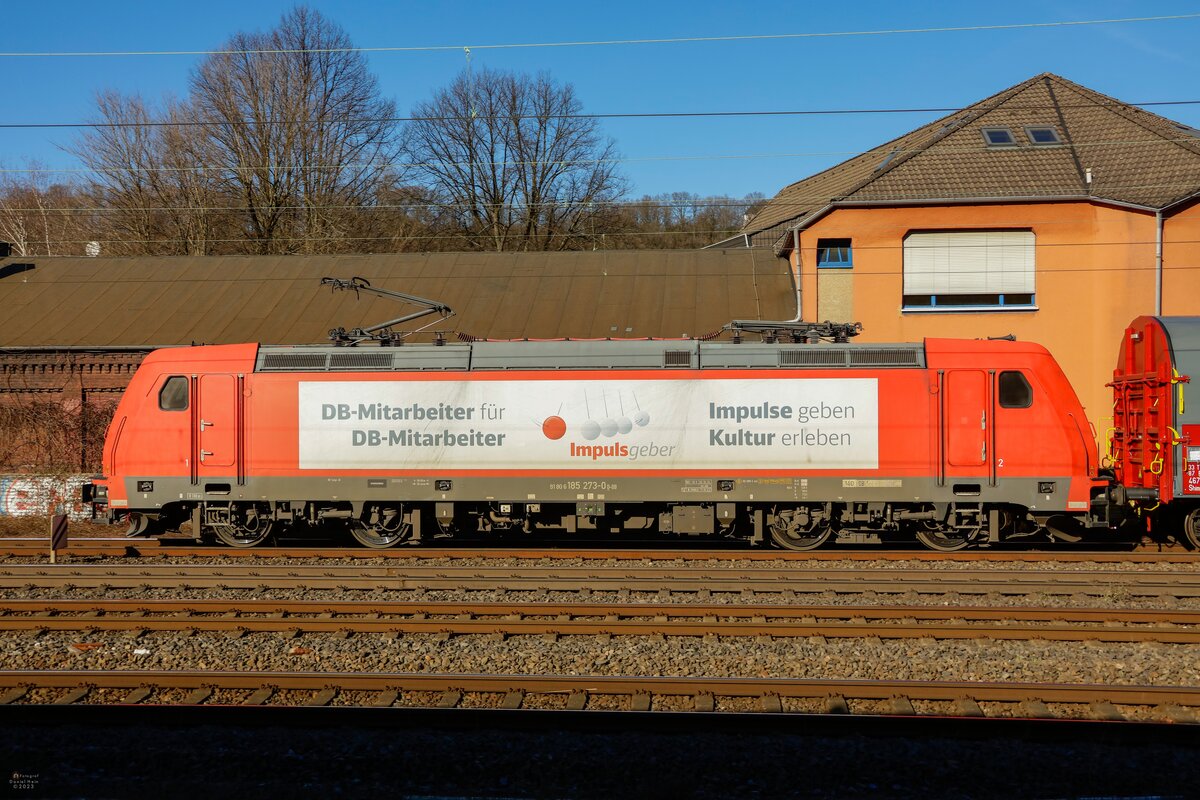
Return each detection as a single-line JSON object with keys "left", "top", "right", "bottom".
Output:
{"left": 4, "top": 628, "right": 1198, "bottom": 689}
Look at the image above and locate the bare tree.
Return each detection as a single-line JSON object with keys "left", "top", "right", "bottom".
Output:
{"left": 603, "top": 192, "right": 767, "bottom": 249}
{"left": 155, "top": 98, "right": 229, "bottom": 255}
{"left": 58, "top": 8, "right": 766, "bottom": 256}
{"left": 68, "top": 93, "right": 160, "bottom": 254}
{"left": 68, "top": 91, "right": 225, "bottom": 256}
{"left": 0, "top": 162, "right": 89, "bottom": 257}
{"left": 189, "top": 6, "right": 400, "bottom": 254}
{"left": 401, "top": 67, "right": 625, "bottom": 251}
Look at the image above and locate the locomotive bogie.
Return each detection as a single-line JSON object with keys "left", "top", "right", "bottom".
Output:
{"left": 136, "top": 493, "right": 1086, "bottom": 553}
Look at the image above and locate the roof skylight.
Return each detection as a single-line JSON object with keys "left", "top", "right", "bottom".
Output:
{"left": 982, "top": 127, "right": 1016, "bottom": 147}
{"left": 1026, "top": 126, "right": 1062, "bottom": 145}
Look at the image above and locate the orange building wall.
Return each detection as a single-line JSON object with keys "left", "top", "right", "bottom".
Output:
{"left": 1164, "top": 198, "right": 1200, "bottom": 317}
{"left": 788, "top": 201, "right": 1200, "bottom": 445}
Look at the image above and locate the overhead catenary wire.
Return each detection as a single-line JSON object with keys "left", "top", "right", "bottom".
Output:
{"left": 4, "top": 134, "right": 1200, "bottom": 176}
{"left": 0, "top": 18, "right": 1195, "bottom": 196}
{"left": 0, "top": 13, "right": 1196, "bottom": 58}
{"left": 3, "top": 178, "right": 1200, "bottom": 215}
{"left": 6, "top": 264, "right": 1200, "bottom": 287}
{"left": 13, "top": 231, "right": 1200, "bottom": 248}
{"left": 2, "top": 100, "right": 1200, "bottom": 129}
{"left": 3, "top": 19, "right": 1198, "bottom": 267}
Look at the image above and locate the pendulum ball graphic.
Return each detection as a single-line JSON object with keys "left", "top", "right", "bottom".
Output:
{"left": 539, "top": 390, "right": 650, "bottom": 441}
{"left": 581, "top": 392, "right": 601, "bottom": 440}
{"left": 632, "top": 392, "right": 650, "bottom": 427}
{"left": 599, "top": 392, "right": 618, "bottom": 437}
{"left": 617, "top": 392, "right": 633, "bottom": 435}
{"left": 539, "top": 402, "right": 567, "bottom": 440}
{"left": 542, "top": 415, "right": 566, "bottom": 440}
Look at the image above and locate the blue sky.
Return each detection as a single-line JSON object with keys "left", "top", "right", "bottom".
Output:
{"left": 2, "top": 1, "right": 1199, "bottom": 200}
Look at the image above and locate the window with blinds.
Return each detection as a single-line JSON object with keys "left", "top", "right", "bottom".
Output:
{"left": 902, "top": 230, "right": 1036, "bottom": 310}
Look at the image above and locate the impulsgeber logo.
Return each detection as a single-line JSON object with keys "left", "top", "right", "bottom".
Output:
{"left": 538, "top": 389, "right": 674, "bottom": 462}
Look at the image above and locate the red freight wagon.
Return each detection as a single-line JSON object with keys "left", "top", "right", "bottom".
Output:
{"left": 87, "top": 335, "right": 1101, "bottom": 551}
{"left": 1110, "top": 316, "right": 1200, "bottom": 547}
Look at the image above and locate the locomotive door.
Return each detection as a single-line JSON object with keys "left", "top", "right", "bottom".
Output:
{"left": 943, "top": 370, "right": 990, "bottom": 476}
{"left": 196, "top": 374, "right": 239, "bottom": 474}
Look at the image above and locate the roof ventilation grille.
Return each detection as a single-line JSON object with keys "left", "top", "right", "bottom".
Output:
{"left": 779, "top": 349, "right": 846, "bottom": 367}
{"left": 663, "top": 350, "right": 693, "bottom": 368}
{"left": 260, "top": 352, "right": 330, "bottom": 371}
{"left": 848, "top": 348, "right": 922, "bottom": 367}
{"left": 329, "top": 351, "right": 395, "bottom": 370}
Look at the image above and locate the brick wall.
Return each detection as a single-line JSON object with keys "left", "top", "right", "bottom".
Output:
{"left": 0, "top": 351, "right": 141, "bottom": 472}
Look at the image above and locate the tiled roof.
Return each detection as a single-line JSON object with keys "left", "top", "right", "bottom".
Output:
{"left": 738, "top": 73, "right": 1200, "bottom": 251}
{"left": 0, "top": 250, "right": 795, "bottom": 347}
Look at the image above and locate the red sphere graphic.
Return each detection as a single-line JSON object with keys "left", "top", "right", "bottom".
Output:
{"left": 542, "top": 415, "right": 567, "bottom": 440}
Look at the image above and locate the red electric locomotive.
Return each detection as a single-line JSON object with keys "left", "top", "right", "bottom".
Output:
{"left": 85, "top": 325, "right": 1109, "bottom": 551}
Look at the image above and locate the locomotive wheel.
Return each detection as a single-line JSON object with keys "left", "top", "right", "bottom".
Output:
{"left": 210, "top": 517, "right": 274, "bottom": 548}
{"left": 348, "top": 520, "right": 411, "bottom": 549}
{"left": 124, "top": 513, "right": 151, "bottom": 537}
{"left": 769, "top": 513, "right": 833, "bottom": 551}
{"left": 1185, "top": 508, "right": 1200, "bottom": 550}
{"left": 915, "top": 527, "right": 972, "bottom": 552}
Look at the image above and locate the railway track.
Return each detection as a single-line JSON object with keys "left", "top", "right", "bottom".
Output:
{"left": 0, "top": 669, "right": 1196, "bottom": 723}
{"left": 1, "top": 562, "right": 1198, "bottom": 596}
{"left": 5, "top": 598, "right": 1200, "bottom": 643}
{"left": 1, "top": 538, "right": 1194, "bottom": 562}
{"left": 4, "top": 544, "right": 1198, "bottom": 729}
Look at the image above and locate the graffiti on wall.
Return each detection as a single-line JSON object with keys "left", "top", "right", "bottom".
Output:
{"left": 0, "top": 475, "right": 91, "bottom": 521}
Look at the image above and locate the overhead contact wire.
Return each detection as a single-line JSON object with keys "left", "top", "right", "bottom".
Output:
{"left": 1, "top": 13, "right": 1196, "bottom": 57}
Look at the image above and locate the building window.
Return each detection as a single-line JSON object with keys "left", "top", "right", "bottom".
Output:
{"left": 981, "top": 127, "right": 1017, "bottom": 147}
{"left": 159, "top": 376, "right": 189, "bottom": 411}
{"left": 816, "top": 238, "right": 853, "bottom": 268}
{"left": 902, "top": 230, "right": 1036, "bottom": 312}
{"left": 1025, "top": 125, "right": 1062, "bottom": 145}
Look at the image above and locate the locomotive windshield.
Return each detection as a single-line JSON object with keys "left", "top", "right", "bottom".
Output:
{"left": 998, "top": 371, "right": 1033, "bottom": 408}
{"left": 159, "top": 376, "right": 189, "bottom": 411}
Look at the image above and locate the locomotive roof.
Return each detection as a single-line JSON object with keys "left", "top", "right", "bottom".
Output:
{"left": 0, "top": 250, "right": 794, "bottom": 348}
{"left": 254, "top": 340, "right": 928, "bottom": 372}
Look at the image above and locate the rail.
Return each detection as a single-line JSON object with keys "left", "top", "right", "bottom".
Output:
{"left": 0, "top": 670, "right": 1197, "bottom": 722}
{"left": 5, "top": 598, "right": 1200, "bottom": 643}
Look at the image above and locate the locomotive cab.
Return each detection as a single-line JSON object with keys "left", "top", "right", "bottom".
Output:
{"left": 87, "top": 344, "right": 259, "bottom": 536}
{"left": 922, "top": 338, "right": 1102, "bottom": 546}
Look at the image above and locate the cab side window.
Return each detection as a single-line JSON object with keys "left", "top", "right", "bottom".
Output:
{"left": 998, "top": 371, "right": 1033, "bottom": 408}
{"left": 159, "top": 376, "right": 189, "bottom": 411}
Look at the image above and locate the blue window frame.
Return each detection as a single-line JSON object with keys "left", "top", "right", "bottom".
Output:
{"left": 817, "top": 238, "right": 853, "bottom": 268}
{"left": 902, "top": 293, "right": 1036, "bottom": 310}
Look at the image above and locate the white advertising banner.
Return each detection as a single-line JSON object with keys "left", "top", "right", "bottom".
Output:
{"left": 298, "top": 378, "right": 878, "bottom": 471}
